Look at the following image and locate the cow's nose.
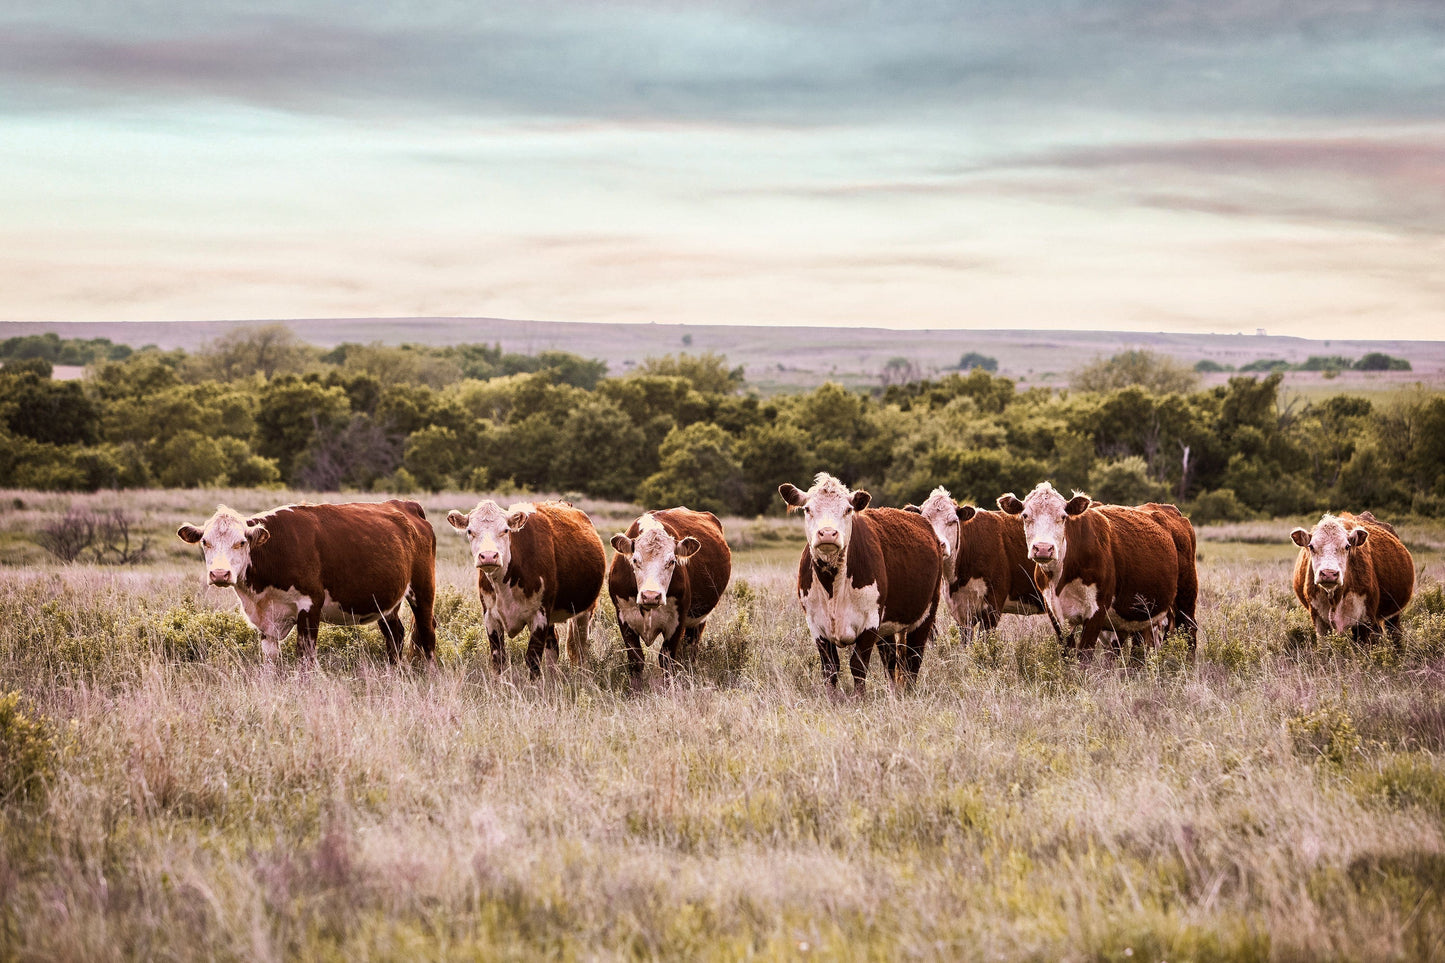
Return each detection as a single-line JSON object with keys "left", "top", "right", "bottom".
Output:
{"left": 639, "top": 589, "right": 663, "bottom": 608}
{"left": 1318, "top": 568, "right": 1340, "bottom": 583}
{"left": 476, "top": 552, "right": 500, "bottom": 569}
{"left": 1030, "top": 543, "right": 1055, "bottom": 561}
{"left": 208, "top": 569, "right": 232, "bottom": 586}
{"left": 816, "top": 527, "right": 839, "bottom": 542}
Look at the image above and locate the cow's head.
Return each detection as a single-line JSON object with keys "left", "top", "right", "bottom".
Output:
{"left": 1291, "top": 514, "right": 1366, "bottom": 591}
{"left": 177, "top": 505, "right": 271, "bottom": 588}
{"left": 779, "top": 472, "right": 870, "bottom": 564}
{"left": 997, "top": 482, "right": 1091, "bottom": 574}
{"left": 447, "top": 500, "right": 530, "bottom": 576}
{"left": 611, "top": 514, "right": 700, "bottom": 610}
{"left": 904, "top": 485, "right": 976, "bottom": 561}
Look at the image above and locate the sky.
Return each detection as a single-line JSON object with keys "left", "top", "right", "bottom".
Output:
{"left": 2, "top": 1, "right": 1444, "bottom": 337}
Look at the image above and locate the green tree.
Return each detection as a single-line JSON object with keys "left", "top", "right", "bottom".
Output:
{"left": 1072, "top": 350, "right": 1198, "bottom": 395}
{"left": 403, "top": 426, "right": 462, "bottom": 492}
{"left": 254, "top": 377, "right": 350, "bottom": 483}
{"left": 639, "top": 423, "right": 745, "bottom": 515}
{"left": 635, "top": 353, "right": 744, "bottom": 395}
{"left": 554, "top": 397, "right": 650, "bottom": 499}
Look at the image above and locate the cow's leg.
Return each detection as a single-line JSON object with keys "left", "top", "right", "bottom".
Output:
{"left": 487, "top": 630, "right": 507, "bottom": 675}
{"left": 406, "top": 580, "right": 437, "bottom": 664}
{"left": 849, "top": 630, "right": 879, "bottom": 699}
{"left": 682, "top": 621, "right": 706, "bottom": 662}
{"left": 815, "top": 637, "right": 841, "bottom": 692}
{"left": 566, "top": 609, "right": 591, "bottom": 666}
{"left": 378, "top": 610, "right": 407, "bottom": 664}
{"left": 619, "top": 622, "right": 647, "bottom": 690}
{"left": 978, "top": 609, "right": 1002, "bottom": 637}
{"left": 296, "top": 606, "right": 322, "bottom": 667}
{"left": 525, "top": 625, "right": 556, "bottom": 678}
{"left": 1078, "top": 612, "right": 1110, "bottom": 659}
{"left": 1386, "top": 612, "right": 1405, "bottom": 644}
{"left": 875, "top": 632, "right": 899, "bottom": 682}
{"left": 902, "top": 620, "right": 933, "bottom": 685}
{"left": 259, "top": 632, "right": 282, "bottom": 667}
{"left": 659, "top": 626, "right": 686, "bottom": 678}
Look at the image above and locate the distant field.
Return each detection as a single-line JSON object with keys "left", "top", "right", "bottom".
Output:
{"left": 6, "top": 318, "right": 1443, "bottom": 393}
{"left": 5, "top": 487, "right": 1445, "bottom": 958}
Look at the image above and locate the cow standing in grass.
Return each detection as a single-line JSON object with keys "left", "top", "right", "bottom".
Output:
{"left": 780, "top": 473, "right": 942, "bottom": 695}
{"left": 997, "top": 483, "right": 1196, "bottom": 657}
{"left": 177, "top": 500, "right": 437, "bottom": 665}
{"left": 905, "top": 485, "right": 1058, "bottom": 640}
{"left": 447, "top": 499, "right": 605, "bottom": 676}
{"left": 1291, "top": 511, "right": 1414, "bottom": 642}
{"left": 608, "top": 508, "right": 732, "bottom": 687}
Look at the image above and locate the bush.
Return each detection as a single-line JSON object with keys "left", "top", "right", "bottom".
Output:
{"left": 0, "top": 691, "right": 55, "bottom": 804}
{"left": 1088, "top": 456, "right": 1169, "bottom": 506}
{"left": 1188, "top": 488, "right": 1257, "bottom": 525}
{"left": 1289, "top": 698, "right": 1361, "bottom": 769}
{"left": 156, "top": 603, "right": 257, "bottom": 661}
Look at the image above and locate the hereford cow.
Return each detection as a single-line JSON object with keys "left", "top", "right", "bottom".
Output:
{"left": 779, "top": 473, "right": 943, "bottom": 695}
{"left": 1291, "top": 511, "right": 1414, "bottom": 642}
{"left": 905, "top": 486, "right": 1058, "bottom": 639}
{"left": 177, "top": 500, "right": 437, "bottom": 664}
{"left": 608, "top": 508, "right": 732, "bottom": 686}
{"left": 997, "top": 483, "right": 1197, "bottom": 656}
{"left": 447, "top": 499, "right": 605, "bottom": 676}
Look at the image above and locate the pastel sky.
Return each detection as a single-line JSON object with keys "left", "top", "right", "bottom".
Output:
{"left": 3, "top": 1, "right": 1444, "bottom": 337}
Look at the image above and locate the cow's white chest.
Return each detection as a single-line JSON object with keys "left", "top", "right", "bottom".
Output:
{"left": 1319, "top": 590, "right": 1368, "bottom": 634}
{"left": 947, "top": 577, "right": 990, "bottom": 625}
{"left": 1047, "top": 579, "right": 1099, "bottom": 627}
{"left": 480, "top": 577, "right": 546, "bottom": 637}
{"left": 616, "top": 599, "right": 681, "bottom": 645}
{"left": 801, "top": 571, "right": 881, "bottom": 645}
{"left": 235, "top": 585, "right": 306, "bottom": 641}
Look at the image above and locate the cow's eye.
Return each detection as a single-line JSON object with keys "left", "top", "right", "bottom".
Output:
{"left": 666, "top": 559, "right": 675, "bottom": 568}
{"left": 233, "top": 541, "right": 245, "bottom": 550}
{"left": 201, "top": 540, "right": 210, "bottom": 549}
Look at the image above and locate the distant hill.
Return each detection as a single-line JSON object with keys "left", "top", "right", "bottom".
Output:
{"left": 5, "top": 317, "right": 1442, "bottom": 393}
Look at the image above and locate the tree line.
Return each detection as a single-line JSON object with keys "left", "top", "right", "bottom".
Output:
{"left": 1, "top": 327, "right": 1442, "bottom": 522}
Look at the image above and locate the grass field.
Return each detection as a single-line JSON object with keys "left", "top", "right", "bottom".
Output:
{"left": 5, "top": 488, "right": 1445, "bottom": 960}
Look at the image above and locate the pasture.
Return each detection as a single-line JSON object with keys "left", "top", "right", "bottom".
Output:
{"left": 4, "top": 487, "right": 1445, "bottom": 961}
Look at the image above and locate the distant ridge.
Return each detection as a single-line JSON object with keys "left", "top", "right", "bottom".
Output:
{"left": 4, "top": 317, "right": 1441, "bottom": 391}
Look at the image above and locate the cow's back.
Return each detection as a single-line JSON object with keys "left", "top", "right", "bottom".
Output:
{"left": 864, "top": 508, "right": 943, "bottom": 628}
{"left": 1093, "top": 506, "right": 1180, "bottom": 622}
{"left": 247, "top": 501, "right": 433, "bottom": 615}
{"left": 534, "top": 502, "right": 606, "bottom": 617}
{"left": 958, "top": 509, "right": 1038, "bottom": 608}
{"left": 650, "top": 508, "right": 732, "bottom": 621}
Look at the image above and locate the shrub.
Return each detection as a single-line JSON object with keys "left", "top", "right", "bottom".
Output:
{"left": 156, "top": 603, "right": 257, "bottom": 661}
{"left": 0, "top": 691, "right": 55, "bottom": 804}
{"left": 1088, "top": 456, "right": 1168, "bottom": 506}
{"left": 1289, "top": 698, "right": 1361, "bottom": 769}
{"left": 1188, "top": 488, "right": 1257, "bottom": 525}
{"left": 1359, "top": 754, "right": 1445, "bottom": 818}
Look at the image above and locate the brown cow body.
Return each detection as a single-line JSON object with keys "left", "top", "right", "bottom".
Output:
{"left": 781, "top": 474, "right": 943, "bottom": 695}
{"left": 608, "top": 508, "right": 732, "bottom": 684}
{"left": 448, "top": 500, "right": 605, "bottom": 675}
{"left": 178, "top": 500, "right": 437, "bottom": 663}
{"left": 906, "top": 486, "right": 1055, "bottom": 638}
{"left": 1291, "top": 511, "right": 1414, "bottom": 641}
{"left": 999, "top": 484, "right": 1196, "bottom": 655}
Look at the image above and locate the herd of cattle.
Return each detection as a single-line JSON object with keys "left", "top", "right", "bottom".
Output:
{"left": 175, "top": 471, "right": 1418, "bottom": 690}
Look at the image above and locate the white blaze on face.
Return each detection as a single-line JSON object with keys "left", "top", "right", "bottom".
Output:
{"left": 612, "top": 514, "right": 699, "bottom": 610}
{"left": 780, "top": 473, "right": 869, "bottom": 562}
{"left": 448, "top": 500, "right": 530, "bottom": 575}
{"left": 999, "top": 482, "right": 1090, "bottom": 575}
{"left": 177, "top": 506, "right": 270, "bottom": 587}
{"left": 915, "top": 485, "right": 968, "bottom": 561}
{"left": 1292, "top": 515, "right": 1366, "bottom": 590}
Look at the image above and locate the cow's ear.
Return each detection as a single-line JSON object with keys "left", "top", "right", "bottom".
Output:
{"left": 903, "top": 504, "right": 921, "bottom": 514}
{"left": 779, "top": 484, "right": 805, "bottom": 508}
{"left": 676, "top": 537, "right": 701, "bottom": 560}
{"left": 610, "top": 534, "right": 633, "bottom": 554}
{"left": 1064, "top": 495, "right": 1091, "bottom": 516}
{"left": 1348, "top": 527, "right": 1369, "bottom": 548}
{"left": 177, "top": 524, "right": 204, "bottom": 544}
{"left": 446, "top": 510, "right": 469, "bottom": 531}
{"left": 850, "top": 490, "right": 871, "bottom": 512}
{"left": 1290, "top": 528, "right": 1310, "bottom": 548}
{"left": 956, "top": 505, "right": 977, "bottom": 522}
{"left": 506, "top": 511, "right": 529, "bottom": 532}
{"left": 997, "top": 494, "right": 1023, "bottom": 515}
{"left": 246, "top": 522, "right": 270, "bottom": 547}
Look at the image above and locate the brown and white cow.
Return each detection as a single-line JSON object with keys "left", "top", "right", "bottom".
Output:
{"left": 177, "top": 500, "right": 437, "bottom": 664}
{"left": 1291, "top": 511, "right": 1414, "bottom": 642}
{"left": 905, "top": 486, "right": 1057, "bottom": 639}
{"left": 447, "top": 499, "right": 605, "bottom": 676}
{"left": 997, "top": 483, "right": 1196, "bottom": 655}
{"left": 780, "top": 473, "right": 943, "bottom": 695}
{"left": 608, "top": 508, "right": 732, "bottom": 686}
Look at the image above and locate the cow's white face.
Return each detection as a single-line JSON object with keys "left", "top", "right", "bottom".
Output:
{"left": 998, "top": 482, "right": 1091, "bottom": 574}
{"left": 780, "top": 472, "right": 870, "bottom": 563}
{"left": 448, "top": 500, "right": 529, "bottom": 576}
{"left": 907, "top": 485, "right": 975, "bottom": 561}
{"left": 611, "top": 515, "right": 700, "bottom": 610}
{"left": 1291, "top": 515, "right": 1366, "bottom": 591}
{"left": 177, "top": 506, "right": 270, "bottom": 588}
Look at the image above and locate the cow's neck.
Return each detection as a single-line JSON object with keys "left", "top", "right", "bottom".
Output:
{"left": 811, "top": 551, "right": 843, "bottom": 596}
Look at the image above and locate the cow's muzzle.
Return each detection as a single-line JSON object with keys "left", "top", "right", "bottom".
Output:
{"left": 1030, "top": 543, "right": 1056, "bottom": 562}
{"left": 475, "top": 551, "right": 502, "bottom": 572}
{"left": 208, "top": 570, "right": 233, "bottom": 587}
{"left": 638, "top": 590, "right": 664, "bottom": 609}
{"left": 1317, "top": 569, "right": 1340, "bottom": 586}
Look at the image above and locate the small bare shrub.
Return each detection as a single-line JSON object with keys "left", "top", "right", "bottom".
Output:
{"left": 91, "top": 509, "right": 150, "bottom": 565}
{"left": 36, "top": 508, "right": 95, "bottom": 562}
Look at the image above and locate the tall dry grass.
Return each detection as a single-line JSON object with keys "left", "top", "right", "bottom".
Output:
{"left": 2, "top": 492, "right": 1445, "bottom": 959}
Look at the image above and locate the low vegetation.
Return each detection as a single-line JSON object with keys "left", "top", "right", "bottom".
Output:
{"left": 2, "top": 490, "right": 1445, "bottom": 958}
